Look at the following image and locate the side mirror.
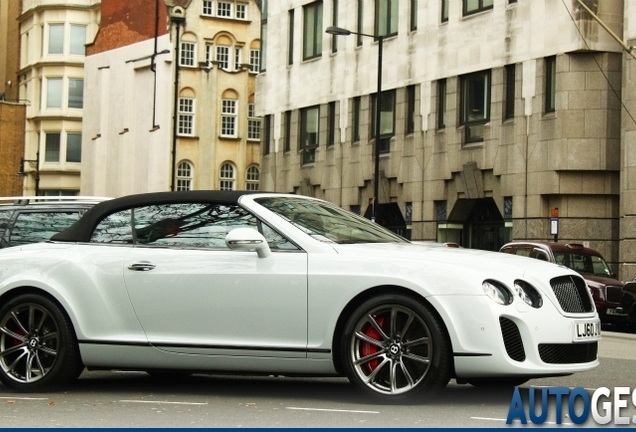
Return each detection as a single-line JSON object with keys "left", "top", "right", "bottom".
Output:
{"left": 225, "top": 228, "right": 271, "bottom": 258}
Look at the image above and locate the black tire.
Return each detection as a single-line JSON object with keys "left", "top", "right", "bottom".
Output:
{"left": 341, "top": 294, "right": 452, "bottom": 401}
{"left": 0, "top": 294, "right": 84, "bottom": 392}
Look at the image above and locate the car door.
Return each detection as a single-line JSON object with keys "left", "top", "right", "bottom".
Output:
{"left": 120, "top": 202, "right": 309, "bottom": 358}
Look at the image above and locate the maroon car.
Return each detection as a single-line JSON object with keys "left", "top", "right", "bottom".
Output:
{"left": 500, "top": 241, "right": 635, "bottom": 330}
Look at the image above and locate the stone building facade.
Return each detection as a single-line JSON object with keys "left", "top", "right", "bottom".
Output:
{"left": 256, "top": 0, "right": 636, "bottom": 279}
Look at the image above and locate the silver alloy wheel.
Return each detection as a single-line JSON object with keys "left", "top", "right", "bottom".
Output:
{"left": 349, "top": 304, "right": 432, "bottom": 395}
{"left": 0, "top": 302, "right": 60, "bottom": 384}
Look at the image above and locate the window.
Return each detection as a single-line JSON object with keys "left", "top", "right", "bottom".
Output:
{"left": 178, "top": 97, "right": 195, "bottom": 136}
{"left": 357, "top": 0, "right": 364, "bottom": 46}
{"left": 303, "top": 2, "right": 323, "bottom": 60}
{"left": 46, "top": 78, "right": 62, "bottom": 108}
{"left": 70, "top": 25, "right": 87, "bottom": 55}
{"left": 205, "top": 44, "right": 214, "bottom": 68}
{"left": 11, "top": 212, "right": 82, "bottom": 247}
{"left": 66, "top": 133, "right": 82, "bottom": 163}
{"left": 68, "top": 79, "right": 83, "bottom": 109}
{"left": 216, "top": 45, "right": 230, "bottom": 70}
{"left": 220, "top": 163, "right": 236, "bottom": 190}
{"left": 545, "top": 56, "right": 556, "bottom": 113}
{"left": 463, "top": 0, "right": 493, "bottom": 16}
{"left": 375, "top": 0, "right": 398, "bottom": 37}
{"left": 263, "top": 114, "right": 272, "bottom": 155}
{"left": 234, "top": 47, "right": 242, "bottom": 71}
{"left": 246, "top": 165, "right": 260, "bottom": 191}
{"left": 300, "top": 106, "right": 320, "bottom": 164}
{"left": 248, "top": 103, "right": 261, "bottom": 141}
{"left": 218, "top": 1, "right": 232, "bottom": 17}
{"left": 221, "top": 99, "right": 238, "bottom": 137}
{"left": 371, "top": 90, "right": 396, "bottom": 154}
{"left": 441, "top": 0, "right": 449, "bottom": 22}
{"left": 410, "top": 0, "right": 418, "bottom": 31}
{"left": 249, "top": 49, "right": 260, "bottom": 72}
{"left": 504, "top": 64, "right": 515, "bottom": 120}
{"left": 288, "top": 9, "right": 295, "bottom": 65}
{"left": 45, "top": 133, "right": 61, "bottom": 162}
{"left": 327, "top": 101, "right": 336, "bottom": 147}
{"left": 437, "top": 79, "right": 447, "bottom": 129}
{"left": 176, "top": 161, "right": 193, "bottom": 191}
{"left": 180, "top": 42, "right": 196, "bottom": 67}
{"left": 284, "top": 110, "right": 292, "bottom": 152}
{"left": 331, "top": 0, "right": 338, "bottom": 53}
{"left": 48, "top": 24, "right": 64, "bottom": 54}
{"left": 406, "top": 85, "right": 416, "bottom": 135}
{"left": 460, "top": 70, "right": 490, "bottom": 143}
{"left": 236, "top": 3, "right": 247, "bottom": 19}
{"left": 352, "top": 96, "right": 361, "bottom": 142}
{"left": 203, "top": 0, "right": 213, "bottom": 15}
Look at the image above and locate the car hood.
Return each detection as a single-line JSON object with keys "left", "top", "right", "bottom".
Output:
{"left": 328, "top": 242, "right": 578, "bottom": 296}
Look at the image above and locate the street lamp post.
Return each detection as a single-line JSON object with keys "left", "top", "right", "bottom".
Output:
{"left": 326, "top": 26, "right": 384, "bottom": 223}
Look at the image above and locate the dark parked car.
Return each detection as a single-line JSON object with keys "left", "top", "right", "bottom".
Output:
{"left": 0, "top": 196, "right": 108, "bottom": 248}
{"left": 500, "top": 241, "right": 636, "bottom": 330}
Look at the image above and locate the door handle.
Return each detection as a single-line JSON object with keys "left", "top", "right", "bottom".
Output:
{"left": 128, "top": 262, "right": 156, "bottom": 271}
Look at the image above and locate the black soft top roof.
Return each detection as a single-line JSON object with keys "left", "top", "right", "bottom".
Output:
{"left": 51, "top": 190, "right": 263, "bottom": 243}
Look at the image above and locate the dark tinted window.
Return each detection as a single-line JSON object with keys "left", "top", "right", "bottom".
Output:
{"left": 10, "top": 211, "right": 83, "bottom": 247}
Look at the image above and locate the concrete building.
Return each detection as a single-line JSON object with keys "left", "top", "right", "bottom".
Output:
{"left": 17, "top": 0, "right": 101, "bottom": 196}
{"left": 81, "top": 0, "right": 262, "bottom": 197}
{"left": 256, "top": 0, "right": 636, "bottom": 279}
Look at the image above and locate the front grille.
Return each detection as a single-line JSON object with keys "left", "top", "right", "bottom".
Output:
{"left": 606, "top": 286, "right": 623, "bottom": 303}
{"left": 539, "top": 342, "right": 598, "bottom": 364}
{"left": 499, "top": 317, "right": 525, "bottom": 362}
{"left": 550, "top": 276, "right": 594, "bottom": 313}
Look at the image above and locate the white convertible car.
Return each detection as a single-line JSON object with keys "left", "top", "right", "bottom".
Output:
{"left": 0, "top": 191, "right": 600, "bottom": 400}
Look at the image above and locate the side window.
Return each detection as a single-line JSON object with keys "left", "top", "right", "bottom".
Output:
{"left": 132, "top": 203, "right": 257, "bottom": 248}
{"left": 10, "top": 211, "right": 82, "bottom": 247}
{"left": 514, "top": 247, "right": 531, "bottom": 257}
{"left": 534, "top": 249, "right": 549, "bottom": 261}
{"left": 91, "top": 209, "right": 134, "bottom": 244}
{"left": 90, "top": 203, "right": 298, "bottom": 250}
{"left": 0, "top": 210, "right": 12, "bottom": 238}
{"left": 500, "top": 247, "right": 513, "bottom": 254}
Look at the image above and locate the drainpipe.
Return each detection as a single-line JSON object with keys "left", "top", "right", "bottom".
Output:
{"left": 170, "top": 12, "right": 186, "bottom": 191}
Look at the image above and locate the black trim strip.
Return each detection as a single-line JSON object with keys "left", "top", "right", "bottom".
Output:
{"left": 78, "top": 340, "right": 331, "bottom": 354}
{"left": 453, "top": 352, "right": 492, "bottom": 357}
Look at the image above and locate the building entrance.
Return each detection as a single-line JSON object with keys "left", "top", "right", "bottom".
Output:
{"left": 443, "top": 198, "right": 509, "bottom": 251}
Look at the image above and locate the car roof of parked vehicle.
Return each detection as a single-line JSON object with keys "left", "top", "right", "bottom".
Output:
{"left": 0, "top": 196, "right": 111, "bottom": 206}
{"left": 50, "top": 190, "right": 265, "bottom": 243}
{"left": 500, "top": 240, "right": 603, "bottom": 256}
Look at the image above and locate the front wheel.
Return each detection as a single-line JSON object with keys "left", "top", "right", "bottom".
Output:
{"left": 341, "top": 294, "right": 452, "bottom": 401}
{"left": 0, "top": 294, "right": 84, "bottom": 391}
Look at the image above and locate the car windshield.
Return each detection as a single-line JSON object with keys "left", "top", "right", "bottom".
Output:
{"left": 553, "top": 251, "right": 613, "bottom": 278}
{"left": 255, "top": 196, "right": 407, "bottom": 244}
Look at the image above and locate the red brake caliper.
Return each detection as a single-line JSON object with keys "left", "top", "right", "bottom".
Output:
{"left": 361, "top": 315, "right": 385, "bottom": 373}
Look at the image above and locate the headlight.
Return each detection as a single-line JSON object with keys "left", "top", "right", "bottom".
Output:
{"left": 482, "top": 280, "right": 513, "bottom": 305}
{"left": 514, "top": 280, "right": 543, "bottom": 308}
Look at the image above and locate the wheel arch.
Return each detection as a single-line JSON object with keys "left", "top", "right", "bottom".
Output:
{"left": 330, "top": 285, "right": 454, "bottom": 376}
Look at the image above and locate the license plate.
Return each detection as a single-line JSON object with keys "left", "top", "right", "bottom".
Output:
{"left": 606, "top": 308, "right": 627, "bottom": 317}
{"left": 573, "top": 320, "right": 601, "bottom": 342}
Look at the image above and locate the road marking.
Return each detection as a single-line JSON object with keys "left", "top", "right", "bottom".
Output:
{"left": 286, "top": 407, "right": 379, "bottom": 414}
{"left": 471, "top": 416, "right": 574, "bottom": 426}
{"left": 119, "top": 400, "right": 208, "bottom": 406}
{"left": 0, "top": 396, "right": 49, "bottom": 400}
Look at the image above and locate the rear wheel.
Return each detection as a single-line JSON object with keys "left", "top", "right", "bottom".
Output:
{"left": 341, "top": 294, "right": 451, "bottom": 401}
{"left": 0, "top": 294, "right": 83, "bottom": 392}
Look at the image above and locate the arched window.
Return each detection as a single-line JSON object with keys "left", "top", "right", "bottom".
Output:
{"left": 219, "top": 162, "right": 236, "bottom": 190}
{"left": 246, "top": 165, "right": 260, "bottom": 191}
{"left": 176, "top": 161, "right": 193, "bottom": 191}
